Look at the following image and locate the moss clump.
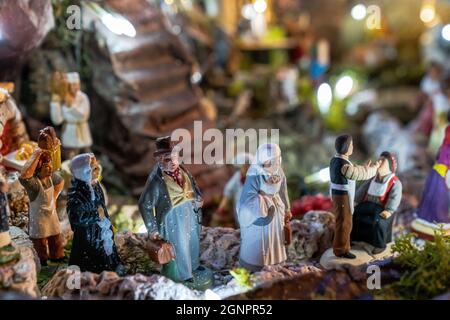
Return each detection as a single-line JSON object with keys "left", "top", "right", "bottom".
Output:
{"left": 379, "top": 230, "right": 450, "bottom": 300}
{"left": 229, "top": 268, "right": 255, "bottom": 288}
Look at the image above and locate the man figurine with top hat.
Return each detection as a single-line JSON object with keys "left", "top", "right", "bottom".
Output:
{"left": 138, "top": 136, "right": 212, "bottom": 289}
{"left": 50, "top": 72, "right": 93, "bottom": 158}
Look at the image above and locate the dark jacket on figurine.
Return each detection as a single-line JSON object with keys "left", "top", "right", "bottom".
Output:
{"left": 138, "top": 164, "right": 202, "bottom": 234}
{"left": 0, "top": 192, "right": 10, "bottom": 234}
{"left": 67, "top": 178, "right": 121, "bottom": 273}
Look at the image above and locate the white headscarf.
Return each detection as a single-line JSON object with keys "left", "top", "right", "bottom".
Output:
{"left": 70, "top": 153, "right": 95, "bottom": 200}
{"left": 247, "top": 143, "right": 282, "bottom": 177}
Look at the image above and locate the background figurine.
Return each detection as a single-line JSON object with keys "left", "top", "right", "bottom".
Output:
{"left": 0, "top": 83, "right": 29, "bottom": 157}
{"left": 50, "top": 72, "right": 93, "bottom": 158}
{"left": 237, "top": 143, "right": 291, "bottom": 272}
{"left": 352, "top": 152, "right": 403, "bottom": 254}
{"left": 20, "top": 151, "right": 65, "bottom": 266}
{"left": 67, "top": 153, "right": 123, "bottom": 275}
{"left": 139, "top": 136, "right": 210, "bottom": 287}
{"left": 212, "top": 153, "right": 253, "bottom": 228}
{"left": 329, "top": 135, "right": 380, "bottom": 259}
{"left": 416, "top": 125, "right": 450, "bottom": 225}
{"left": 0, "top": 172, "right": 20, "bottom": 264}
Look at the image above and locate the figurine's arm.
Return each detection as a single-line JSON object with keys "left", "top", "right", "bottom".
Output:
{"left": 355, "top": 180, "right": 371, "bottom": 205}
{"left": 52, "top": 173, "right": 64, "bottom": 199}
{"left": 384, "top": 180, "right": 402, "bottom": 214}
{"left": 341, "top": 163, "right": 377, "bottom": 181}
{"left": 138, "top": 178, "right": 159, "bottom": 235}
{"left": 279, "top": 174, "right": 292, "bottom": 221}
{"left": 50, "top": 99, "right": 64, "bottom": 125}
{"left": 62, "top": 93, "right": 90, "bottom": 122}
{"left": 20, "top": 149, "right": 42, "bottom": 180}
{"left": 67, "top": 199, "right": 101, "bottom": 227}
{"left": 19, "top": 177, "right": 40, "bottom": 202}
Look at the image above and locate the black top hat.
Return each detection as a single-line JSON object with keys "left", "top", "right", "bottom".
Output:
{"left": 154, "top": 136, "right": 173, "bottom": 156}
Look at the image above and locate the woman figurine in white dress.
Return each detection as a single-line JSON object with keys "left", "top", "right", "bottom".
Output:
{"left": 237, "top": 143, "right": 292, "bottom": 271}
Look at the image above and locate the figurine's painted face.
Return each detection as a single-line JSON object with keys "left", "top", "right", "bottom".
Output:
{"left": 377, "top": 156, "right": 391, "bottom": 177}
{"left": 90, "top": 156, "right": 101, "bottom": 181}
{"left": 262, "top": 156, "right": 281, "bottom": 176}
{"left": 345, "top": 140, "right": 354, "bottom": 156}
{"left": 38, "top": 161, "right": 53, "bottom": 179}
{"left": 429, "top": 65, "right": 442, "bottom": 80}
{"left": 68, "top": 82, "right": 80, "bottom": 95}
{"left": 159, "top": 152, "right": 180, "bottom": 173}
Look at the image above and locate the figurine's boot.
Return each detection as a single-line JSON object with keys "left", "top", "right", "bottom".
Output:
{"left": 372, "top": 247, "right": 386, "bottom": 255}
{"left": 338, "top": 252, "right": 356, "bottom": 259}
{"left": 0, "top": 243, "right": 21, "bottom": 265}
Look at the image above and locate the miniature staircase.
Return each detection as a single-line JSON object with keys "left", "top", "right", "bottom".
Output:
{"left": 85, "top": 0, "right": 231, "bottom": 201}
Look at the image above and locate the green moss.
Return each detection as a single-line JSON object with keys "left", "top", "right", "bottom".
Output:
{"left": 378, "top": 230, "right": 450, "bottom": 300}
{"left": 229, "top": 267, "right": 255, "bottom": 288}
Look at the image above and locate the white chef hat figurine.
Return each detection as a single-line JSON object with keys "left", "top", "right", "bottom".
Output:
{"left": 50, "top": 71, "right": 93, "bottom": 159}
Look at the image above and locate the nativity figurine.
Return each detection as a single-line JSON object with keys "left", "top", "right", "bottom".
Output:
{"left": 67, "top": 153, "right": 123, "bottom": 275}
{"left": 237, "top": 143, "right": 292, "bottom": 271}
{"left": 19, "top": 150, "right": 65, "bottom": 266}
{"left": 0, "top": 172, "right": 20, "bottom": 265}
{"left": 139, "top": 136, "right": 209, "bottom": 287}
{"left": 329, "top": 134, "right": 380, "bottom": 259}
{"left": 50, "top": 72, "right": 93, "bottom": 158}
{"left": 352, "top": 151, "right": 403, "bottom": 254}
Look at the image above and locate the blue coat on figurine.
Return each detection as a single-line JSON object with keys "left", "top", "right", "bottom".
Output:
{"left": 138, "top": 136, "right": 204, "bottom": 283}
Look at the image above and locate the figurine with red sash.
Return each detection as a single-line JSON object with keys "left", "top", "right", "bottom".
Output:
{"left": 351, "top": 151, "right": 403, "bottom": 254}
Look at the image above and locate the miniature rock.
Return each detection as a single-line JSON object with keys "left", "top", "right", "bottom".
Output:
{"left": 0, "top": 227, "right": 39, "bottom": 298}
{"left": 288, "top": 211, "right": 335, "bottom": 262}
{"left": 42, "top": 269, "right": 203, "bottom": 300}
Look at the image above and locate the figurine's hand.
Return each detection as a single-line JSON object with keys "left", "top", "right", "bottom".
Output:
{"left": 0, "top": 180, "right": 9, "bottom": 193}
{"left": 374, "top": 160, "right": 382, "bottom": 169}
{"left": 380, "top": 210, "right": 391, "bottom": 219}
{"left": 195, "top": 198, "right": 204, "bottom": 209}
{"left": 149, "top": 231, "right": 162, "bottom": 241}
{"left": 284, "top": 210, "right": 292, "bottom": 224}
{"left": 98, "top": 207, "right": 105, "bottom": 220}
{"left": 51, "top": 94, "right": 61, "bottom": 102}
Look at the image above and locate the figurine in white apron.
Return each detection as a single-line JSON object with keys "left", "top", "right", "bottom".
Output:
{"left": 20, "top": 152, "right": 65, "bottom": 266}
{"left": 50, "top": 72, "right": 93, "bottom": 158}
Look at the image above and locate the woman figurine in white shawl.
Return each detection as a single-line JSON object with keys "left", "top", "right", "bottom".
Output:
{"left": 238, "top": 143, "right": 292, "bottom": 271}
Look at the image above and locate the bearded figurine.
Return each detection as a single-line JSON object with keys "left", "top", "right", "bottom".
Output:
{"left": 50, "top": 72, "right": 93, "bottom": 158}
{"left": 237, "top": 144, "right": 292, "bottom": 271}
{"left": 67, "top": 153, "right": 123, "bottom": 275}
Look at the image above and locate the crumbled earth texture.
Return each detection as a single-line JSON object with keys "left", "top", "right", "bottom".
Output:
{"left": 0, "top": 227, "right": 40, "bottom": 298}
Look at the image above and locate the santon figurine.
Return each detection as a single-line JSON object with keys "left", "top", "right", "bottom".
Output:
{"left": 237, "top": 143, "right": 292, "bottom": 271}
{"left": 67, "top": 153, "right": 123, "bottom": 274}
{"left": 329, "top": 135, "right": 379, "bottom": 259}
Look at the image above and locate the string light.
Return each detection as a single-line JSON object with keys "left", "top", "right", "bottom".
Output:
{"left": 351, "top": 4, "right": 367, "bottom": 21}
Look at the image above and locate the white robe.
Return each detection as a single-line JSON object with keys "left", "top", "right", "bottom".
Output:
{"left": 238, "top": 167, "right": 290, "bottom": 271}
{"left": 50, "top": 91, "right": 93, "bottom": 149}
